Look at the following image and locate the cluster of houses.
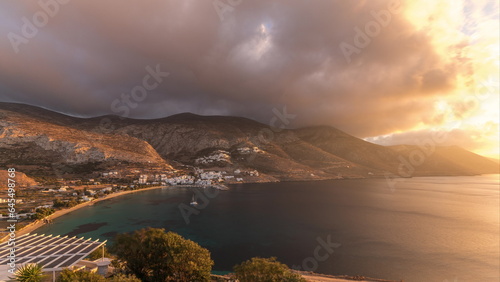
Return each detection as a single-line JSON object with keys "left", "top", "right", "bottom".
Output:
{"left": 137, "top": 174, "right": 170, "bottom": 185}
{"left": 135, "top": 168, "right": 261, "bottom": 186}
{"left": 194, "top": 147, "right": 264, "bottom": 165}
{"left": 195, "top": 150, "right": 232, "bottom": 165}
{"left": 41, "top": 186, "right": 70, "bottom": 193}
{"left": 38, "top": 186, "right": 121, "bottom": 203}
{"left": 237, "top": 147, "right": 263, "bottom": 154}
{"left": 0, "top": 203, "right": 51, "bottom": 220}
{"left": 233, "top": 169, "right": 259, "bottom": 178}
{"left": 101, "top": 171, "right": 119, "bottom": 177}
{"left": 1, "top": 165, "right": 265, "bottom": 222}
{"left": 164, "top": 175, "right": 196, "bottom": 185}
{"left": 138, "top": 172, "right": 220, "bottom": 186}
{"left": 65, "top": 185, "right": 135, "bottom": 202}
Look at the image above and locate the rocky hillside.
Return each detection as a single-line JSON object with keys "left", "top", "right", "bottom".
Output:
{"left": 0, "top": 103, "right": 173, "bottom": 178}
{"left": 0, "top": 170, "right": 38, "bottom": 189}
{"left": 0, "top": 102, "right": 497, "bottom": 181}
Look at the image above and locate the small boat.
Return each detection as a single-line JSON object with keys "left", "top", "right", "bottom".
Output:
{"left": 190, "top": 193, "right": 198, "bottom": 206}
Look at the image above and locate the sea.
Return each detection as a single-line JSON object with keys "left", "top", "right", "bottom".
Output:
{"left": 35, "top": 175, "right": 500, "bottom": 282}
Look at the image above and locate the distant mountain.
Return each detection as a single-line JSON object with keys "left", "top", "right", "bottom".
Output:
{"left": 0, "top": 103, "right": 173, "bottom": 179}
{"left": 0, "top": 102, "right": 498, "bottom": 182}
{"left": 488, "top": 158, "right": 500, "bottom": 164}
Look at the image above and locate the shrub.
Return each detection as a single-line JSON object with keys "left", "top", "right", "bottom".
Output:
{"left": 111, "top": 228, "right": 214, "bottom": 281}
{"left": 56, "top": 269, "right": 105, "bottom": 282}
{"left": 31, "top": 207, "right": 54, "bottom": 220}
{"left": 53, "top": 199, "right": 78, "bottom": 209}
{"left": 106, "top": 273, "right": 141, "bottom": 282}
{"left": 234, "top": 257, "right": 306, "bottom": 282}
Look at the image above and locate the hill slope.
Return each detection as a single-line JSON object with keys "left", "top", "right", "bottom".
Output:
{"left": 0, "top": 102, "right": 497, "bottom": 181}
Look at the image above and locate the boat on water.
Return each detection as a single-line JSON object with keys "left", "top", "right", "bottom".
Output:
{"left": 190, "top": 193, "right": 198, "bottom": 206}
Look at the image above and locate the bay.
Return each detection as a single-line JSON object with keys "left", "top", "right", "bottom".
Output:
{"left": 35, "top": 175, "right": 500, "bottom": 282}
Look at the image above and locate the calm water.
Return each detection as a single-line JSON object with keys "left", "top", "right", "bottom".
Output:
{"left": 36, "top": 175, "right": 500, "bottom": 282}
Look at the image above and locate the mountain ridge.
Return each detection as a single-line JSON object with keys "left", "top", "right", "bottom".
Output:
{"left": 0, "top": 102, "right": 497, "bottom": 182}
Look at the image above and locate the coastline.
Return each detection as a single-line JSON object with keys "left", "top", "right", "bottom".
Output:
{"left": 2, "top": 175, "right": 495, "bottom": 281}
{"left": 6, "top": 173, "right": 498, "bottom": 241}
{"left": 3, "top": 181, "right": 433, "bottom": 281}
{"left": 2, "top": 185, "right": 168, "bottom": 242}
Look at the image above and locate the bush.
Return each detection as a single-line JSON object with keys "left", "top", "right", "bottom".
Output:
{"left": 106, "top": 273, "right": 141, "bottom": 282}
{"left": 234, "top": 257, "right": 306, "bottom": 282}
{"left": 56, "top": 269, "right": 106, "bottom": 282}
{"left": 31, "top": 207, "right": 54, "bottom": 220}
{"left": 56, "top": 269, "right": 140, "bottom": 282}
{"left": 53, "top": 199, "right": 79, "bottom": 209}
{"left": 110, "top": 228, "right": 214, "bottom": 282}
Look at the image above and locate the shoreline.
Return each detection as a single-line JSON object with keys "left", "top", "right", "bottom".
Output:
{"left": 2, "top": 185, "right": 168, "bottom": 242}
{"left": 5, "top": 173, "right": 498, "bottom": 241}
{"left": 5, "top": 177, "right": 479, "bottom": 281}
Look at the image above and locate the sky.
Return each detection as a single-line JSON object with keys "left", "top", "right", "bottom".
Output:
{"left": 0, "top": 0, "right": 498, "bottom": 158}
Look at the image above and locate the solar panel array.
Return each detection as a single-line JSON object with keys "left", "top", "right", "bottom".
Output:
{"left": 0, "top": 234, "right": 106, "bottom": 271}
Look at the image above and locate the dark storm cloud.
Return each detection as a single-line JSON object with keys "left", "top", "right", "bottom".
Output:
{"left": 0, "top": 0, "right": 479, "bottom": 137}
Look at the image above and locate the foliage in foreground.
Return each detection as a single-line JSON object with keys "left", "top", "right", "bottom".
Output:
{"left": 56, "top": 269, "right": 106, "bottom": 282}
{"left": 106, "top": 273, "right": 141, "bottom": 282}
{"left": 110, "top": 228, "right": 214, "bottom": 282}
{"left": 12, "top": 263, "right": 45, "bottom": 282}
{"left": 56, "top": 269, "right": 140, "bottom": 282}
{"left": 234, "top": 257, "right": 306, "bottom": 282}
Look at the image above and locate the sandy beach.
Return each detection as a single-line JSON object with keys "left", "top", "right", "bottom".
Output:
{"left": 297, "top": 271, "right": 402, "bottom": 282}
{"left": 2, "top": 186, "right": 167, "bottom": 242}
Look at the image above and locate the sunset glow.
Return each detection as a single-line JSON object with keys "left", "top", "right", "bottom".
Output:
{"left": 0, "top": 0, "right": 498, "bottom": 158}
{"left": 0, "top": 1, "right": 498, "bottom": 281}
{"left": 367, "top": 0, "right": 499, "bottom": 158}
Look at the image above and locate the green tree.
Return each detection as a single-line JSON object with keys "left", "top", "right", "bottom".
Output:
{"left": 110, "top": 228, "right": 214, "bottom": 282}
{"left": 31, "top": 207, "right": 54, "bottom": 220}
{"left": 106, "top": 273, "right": 141, "bottom": 282}
{"left": 12, "top": 263, "right": 45, "bottom": 282}
{"left": 53, "top": 199, "right": 79, "bottom": 209}
{"left": 233, "top": 257, "right": 306, "bottom": 282}
{"left": 56, "top": 269, "right": 105, "bottom": 282}
{"left": 53, "top": 199, "right": 62, "bottom": 208}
